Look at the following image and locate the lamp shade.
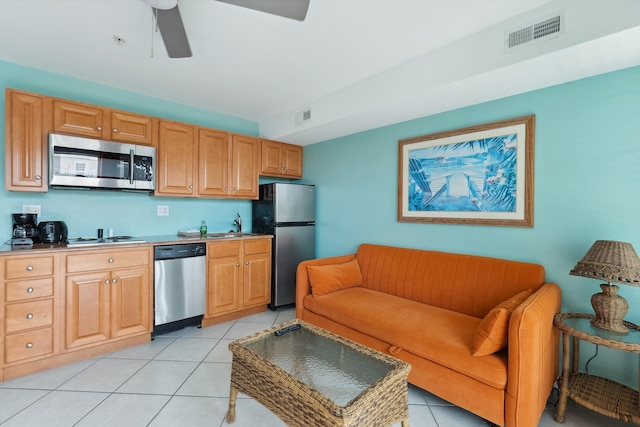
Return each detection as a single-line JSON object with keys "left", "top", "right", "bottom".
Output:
{"left": 570, "top": 240, "right": 640, "bottom": 286}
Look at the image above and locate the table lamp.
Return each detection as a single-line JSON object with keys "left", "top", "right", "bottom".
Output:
{"left": 569, "top": 240, "right": 640, "bottom": 334}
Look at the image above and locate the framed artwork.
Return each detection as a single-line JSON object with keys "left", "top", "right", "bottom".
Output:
{"left": 397, "top": 115, "right": 535, "bottom": 227}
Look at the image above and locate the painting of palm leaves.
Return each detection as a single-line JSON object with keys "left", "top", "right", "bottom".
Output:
{"left": 408, "top": 134, "right": 518, "bottom": 212}
{"left": 398, "top": 115, "right": 534, "bottom": 227}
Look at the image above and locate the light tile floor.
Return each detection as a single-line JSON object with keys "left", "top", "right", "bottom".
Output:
{"left": 0, "top": 308, "right": 634, "bottom": 426}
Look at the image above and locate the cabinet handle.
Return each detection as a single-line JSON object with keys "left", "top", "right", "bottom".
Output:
{"left": 224, "top": 187, "right": 228, "bottom": 191}
{"left": 105, "top": 279, "right": 111, "bottom": 285}
{"left": 35, "top": 175, "right": 41, "bottom": 180}
{"left": 109, "top": 258, "right": 114, "bottom": 263}
{"left": 27, "top": 287, "right": 34, "bottom": 293}
{"left": 189, "top": 185, "right": 193, "bottom": 189}
{"left": 97, "top": 125, "right": 102, "bottom": 131}
{"left": 113, "top": 128, "right": 118, "bottom": 133}
{"left": 245, "top": 261, "right": 249, "bottom": 265}
{"left": 233, "top": 187, "right": 238, "bottom": 191}
{"left": 236, "top": 263, "right": 240, "bottom": 267}
{"left": 26, "top": 343, "right": 33, "bottom": 349}
{"left": 112, "top": 278, "right": 118, "bottom": 284}
{"left": 26, "top": 266, "right": 33, "bottom": 271}
{"left": 26, "top": 313, "right": 34, "bottom": 319}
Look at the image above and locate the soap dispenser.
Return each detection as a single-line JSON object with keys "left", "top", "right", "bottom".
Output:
{"left": 200, "top": 220, "right": 208, "bottom": 237}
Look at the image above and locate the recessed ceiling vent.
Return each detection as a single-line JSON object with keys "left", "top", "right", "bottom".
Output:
{"left": 505, "top": 11, "right": 564, "bottom": 50}
{"left": 295, "top": 108, "right": 312, "bottom": 125}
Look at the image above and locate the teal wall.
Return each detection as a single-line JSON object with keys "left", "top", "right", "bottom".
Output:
{"left": 0, "top": 59, "right": 260, "bottom": 240}
{"left": 304, "top": 65, "right": 640, "bottom": 387}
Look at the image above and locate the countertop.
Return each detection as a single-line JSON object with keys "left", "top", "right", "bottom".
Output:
{"left": 0, "top": 233, "right": 273, "bottom": 255}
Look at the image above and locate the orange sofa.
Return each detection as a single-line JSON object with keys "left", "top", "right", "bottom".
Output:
{"left": 296, "top": 243, "right": 562, "bottom": 427}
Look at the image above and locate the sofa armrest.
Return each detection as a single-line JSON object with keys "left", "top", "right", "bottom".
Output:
{"left": 505, "top": 282, "right": 562, "bottom": 427}
{"left": 295, "top": 254, "right": 357, "bottom": 319}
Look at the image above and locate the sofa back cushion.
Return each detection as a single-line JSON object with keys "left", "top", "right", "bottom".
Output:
{"left": 355, "top": 243, "right": 545, "bottom": 318}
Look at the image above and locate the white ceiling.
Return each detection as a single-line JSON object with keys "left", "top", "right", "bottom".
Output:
{"left": 1, "top": 0, "right": 639, "bottom": 145}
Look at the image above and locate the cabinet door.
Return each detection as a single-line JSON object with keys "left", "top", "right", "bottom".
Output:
{"left": 206, "top": 255, "right": 241, "bottom": 316}
{"left": 198, "top": 128, "right": 231, "bottom": 197}
{"left": 231, "top": 134, "right": 259, "bottom": 199}
{"left": 110, "top": 267, "right": 151, "bottom": 338}
{"left": 52, "top": 100, "right": 106, "bottom": 138}
{"left": 242, "top": 251, "right": 271, "bottom": 307}
{"left": 282, "top": 143, "right": 303, "bottom": 178}
{"left": 156, "top": 120, "right": 197, "bottom": 196}
{"left": 65, "top": 272, "right": 111, "bottom": 349}
{"left": 5, "top": 89, "right": 48, "bottom": 191}
{"left": 110, "top": 111, "right": 155, "bottom": 146}
{"left": 206, "top": 242, "right": 242, "bottom": 317}
{"left": 260, "top": 139, "right": 284, "bottom": 176}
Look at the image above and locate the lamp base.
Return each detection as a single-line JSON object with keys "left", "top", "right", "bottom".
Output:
{"left": 590, "top": 283, "right": 629, "bottom": 334}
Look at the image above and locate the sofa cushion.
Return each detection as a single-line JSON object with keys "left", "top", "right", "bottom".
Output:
{"left": 307, "top": 259, "right": 363, "bottom": 297}
{"left": 472, "top": 289, "right": 533, "bottom": 356}
{"left": 355, "top": 243, "right": 545, "bottom": 318}
{"left": 305, "top": 287, "right": 508, "bottom": 389}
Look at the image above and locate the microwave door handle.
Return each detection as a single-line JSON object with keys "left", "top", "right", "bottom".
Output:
{"left": 129, "top": 149, "right": 134, "bottom": 184}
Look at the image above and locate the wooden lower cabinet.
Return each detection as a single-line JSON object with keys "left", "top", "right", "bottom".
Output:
{"left": 0, "top": 247, "right": 153, "bottom": 382}
{"left": 203, "top": 238, "right": 271, "bottom": 326}
{"left": 64, "top": 248, "right": 151, "bottom": 350}
{"left": 1, "top": 253, "right": 58, "bottom": 375}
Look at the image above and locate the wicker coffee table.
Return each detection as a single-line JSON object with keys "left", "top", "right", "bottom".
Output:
{"left": 226, "top": 319, "right": 411, "bottom": 426}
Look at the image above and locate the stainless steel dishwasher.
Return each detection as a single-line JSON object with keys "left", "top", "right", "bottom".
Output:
{"left": 153, "top": 242, "right": 206, "bottom": 336}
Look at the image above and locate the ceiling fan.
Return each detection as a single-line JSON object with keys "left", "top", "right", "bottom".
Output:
{"left": 140, "top": 0, "right": 310, "bottom": 58}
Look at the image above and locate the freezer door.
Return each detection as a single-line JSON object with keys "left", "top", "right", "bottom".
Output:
{"left": 273, "top": 225, "right": 315, "bottom": 308}
{"left": 274, "top": 183, "right": 315, "bottom": 223}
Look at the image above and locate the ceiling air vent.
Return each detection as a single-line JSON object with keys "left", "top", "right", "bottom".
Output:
{"left": 505, "top": 11, "right": 564, "bottom": 50}
{"left": 295, "top": 108, "right": 312, "bottom": 125}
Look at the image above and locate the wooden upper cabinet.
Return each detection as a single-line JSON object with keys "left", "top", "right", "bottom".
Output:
{"left": 5, "top": 89, "right": 49, "bottom": 191}
{"left": 110, "top": 111, "right": 155, "bottom": 145}
{"left": 155, "top": 120, "right": 197, "bottom": 196}
{"left": 260, "top": 139, "right": 303, "bottom": 179}
{"left": 198, "top": 128, "right": 231, "bottom": 197}
{"left": 53, "top": 100, "right": 105, "bottom": 139}
{"left": 231, "top": 134, "right": 260, "bottom": 199}
{"left": 52, "top": 99, "right": 155, "bottom": 145}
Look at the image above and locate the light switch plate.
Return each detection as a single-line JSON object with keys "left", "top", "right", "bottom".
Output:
{"left": 23, "top": 205, "right": 41, "bottom": 215}
{"left": 157, "top": 205, "right": 169, "bottom": 216}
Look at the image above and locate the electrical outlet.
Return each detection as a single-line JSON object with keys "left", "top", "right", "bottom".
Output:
{"left": 157, "top": 205, "right": 169, "bottom": 216}
{"left": 23, "top": 205, "right": 41, "bottom": 215}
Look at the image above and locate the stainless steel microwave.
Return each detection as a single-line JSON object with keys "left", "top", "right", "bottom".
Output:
{"left": 48, "top": 133, "right": 156, "bottom": 191}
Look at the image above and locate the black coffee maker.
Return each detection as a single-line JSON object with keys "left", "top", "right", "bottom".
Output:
{"left": 12, "top": 213, "right": 39, "bottom": 246}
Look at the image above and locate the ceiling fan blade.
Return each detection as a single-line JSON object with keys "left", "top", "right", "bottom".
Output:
{"left": 215, "top": 0, "right": 310, "bottom": 21}
{"left": 154, "top": 5, "right": 192, "bottom": 58}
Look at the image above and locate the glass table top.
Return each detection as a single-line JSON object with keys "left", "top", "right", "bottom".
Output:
{"left": 561, "top": 316, "right": 640, "bottom": 347}
{"left": 242, "top": 326, "right": 394, "bottom": 406}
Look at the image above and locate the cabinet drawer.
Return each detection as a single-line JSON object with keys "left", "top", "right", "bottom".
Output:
{"left": 66, "top": 248, "right": 149, "bottom": 273}
{"left": 5, "top": 278, "right": 54, "bottom": 302}
{"left": 5, "top": 256, "right": 54, "bottom": 280}
{"left": 244, "top": 239, "right": 271, "bottom": 255}
{"left": 208, "top": 241, "right": 241, "bottom": 258}
{"left": 5, "top": 327, "right": 54, "bottom": 363}
{"left": 5, "top": 299, "right": 54, "bottom": 333}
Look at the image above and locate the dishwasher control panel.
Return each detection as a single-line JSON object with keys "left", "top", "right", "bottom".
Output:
{"left": 154, "top": 243, "right": 206, "bottom": 260}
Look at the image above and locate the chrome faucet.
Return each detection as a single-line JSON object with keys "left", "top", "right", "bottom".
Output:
{"left": 232, "top": 212, "right": 242, "bottom": 233}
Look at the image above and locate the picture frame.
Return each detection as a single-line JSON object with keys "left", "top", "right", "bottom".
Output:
{"left": 398, "top": 115, "right": 535, "bottom": 227}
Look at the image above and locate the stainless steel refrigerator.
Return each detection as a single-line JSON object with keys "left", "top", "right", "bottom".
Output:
{"left": 252, "top": 183, "right": 315, "bottom": 309}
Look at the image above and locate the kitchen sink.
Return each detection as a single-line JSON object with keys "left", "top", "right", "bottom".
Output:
{"left": 205, "top": 232, "right": 253, "bottom": 239}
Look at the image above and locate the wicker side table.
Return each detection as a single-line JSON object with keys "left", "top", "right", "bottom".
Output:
{"left": 553, "top": 313, "right": 640, "bottom": 424}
